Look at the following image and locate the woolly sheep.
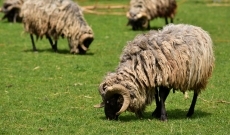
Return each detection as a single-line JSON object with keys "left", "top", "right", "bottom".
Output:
{"left": 20, "top": 0, "right": 94, "bottom": 54}
{"left": 95, "top": 24, "right": 215, "bottom": 121}
{"left": 126, "top": 0, "right": 177, "bottom": 30}
{"left": 0, "top": 0, "right": 23, "bottom": 23}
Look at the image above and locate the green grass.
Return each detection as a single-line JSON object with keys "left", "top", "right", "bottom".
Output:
{"left": 0, "top": 0, "right": 230, "bottom": 134}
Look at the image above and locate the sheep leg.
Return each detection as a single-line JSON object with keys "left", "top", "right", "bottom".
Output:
{"left": 147, "top": 20, "right": 150, "bottom": 30}
{"left": 30, "top": 34, "right": 37, "bottom": 51}
{"left": 159, "top": 86, "right": 170, "bottom": 121}
{"left": 186, "top": 92, "right": 198, "bottom": 117}
{"left": 170, "top": 18, "right": 173, "bottom": 24}
{"left": 53, "top": 40, "right": 58, "bottom": 52}
{"left": 152, "top": 87, "right": 170, "bottom": 120}
{"left": 46, "top": 36, "right": 57, "bottom": 52}
{"left": 13, "top": 15, "right": 17, "bottom": 23}
{"left": 132, "top": 23, "right": 137, "bottom": 30}
{"left": 152, "top": 87, "right": 160, "bottom": 117}
{"left": 165, "top": 17, "right": 169, "bottom": 25}
{"left": 13, "top": 11, "right": 17, "bottom": 23}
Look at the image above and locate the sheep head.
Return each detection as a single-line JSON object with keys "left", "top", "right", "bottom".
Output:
{"left": 78, "top": 32, "right": 94, "bottom": 54}
{"left": 68, "top": 32, "right": 94, "bottom": 54}
{"left": 1, "top": 0, "right": 23, "bottom": 23}
{"left": 1, "top": 0, "right": 23, "bottom": 13}
{"left": 94, "top": 84, "right": 131, "bottom": 120}
{"left": 126, "top": 3, "right": 150, "bottom": 30}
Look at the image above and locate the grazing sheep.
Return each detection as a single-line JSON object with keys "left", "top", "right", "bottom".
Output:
{"left": 95, "top": 24, "right": 214, "bottom": 121}
{"left": 0, "top": 0, "right": 23, "bottom": 23}
{"left": 20, "top": 0, "right": 94, "bottom": 54}
{"left": 126, "top": 0, "right": 177, "bottom": 30}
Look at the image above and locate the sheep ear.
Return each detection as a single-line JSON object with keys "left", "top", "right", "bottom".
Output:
{"left": 94, "top": 102, "right": 104, "bottom": 108}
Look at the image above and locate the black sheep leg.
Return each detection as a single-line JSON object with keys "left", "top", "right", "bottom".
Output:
{"left": 165, "top": 17, "right": 169, "bottom": 25}
{"left": 30, "top": 34, "right": 37, "bottom": 51}
{"left": 186, "top": 92, "right": 198, "bottom": 117}
{"left": 165, "top": 17, "right": 174, "bottom": 24}
{"left": 152, "top": 87, "right": 170, "bottom": 121}
{"left": 147, "top": 21, "right": 150, "bottom": 30}
{"left": 46, "top": 36, "right": 57, "bottom": 52}
{"left": 159, "top": 86, "right": 170, "bottom": 121}
{"left": 170, "top": 18, "right": 173, "bottom": 24}
{"left": 53, "top": 40, "right": 58, "bottom": 52}
{"left": 152, "top": 87, "right": 160, "bottom": 118}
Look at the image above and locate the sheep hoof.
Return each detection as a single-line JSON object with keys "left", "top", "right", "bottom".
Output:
{"left": 152, "top": 109, "right": 161, "bottom": 118}
{"left": 33, "top": 50, "right": 38, "bottom": 53}
{"left": 160, "top": 115, "right": 167, "bottom": 121}
{"left": 52, "top": 46, "right": 57, "bottom": 52}
{"left": 186, "top": 110, "right": 194, "bottom": 117}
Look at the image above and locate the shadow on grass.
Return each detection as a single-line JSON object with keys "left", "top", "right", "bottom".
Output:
{"left": 150, "top": 26, "right": 163, "bottom": 30}
{"left": 23, "top": 48, "right": 95, "bottom": 56}
{"left": 98, "top": 109, "right": 211, "bottom": 122}
{"left": 127, "top": 26, "right": 163, "bottom": 32}
{"left": 98, "top": 115, "right": 140, "bottom": 122}
{"left": 158, "top": 109, "right": 211, "bottom": 120}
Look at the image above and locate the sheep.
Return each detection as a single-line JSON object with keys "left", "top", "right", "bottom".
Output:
{"left": 20, "top": 0, "right": 94, "bottom": 54}
{"left": 94, "top": 24, "right": 215, "bottom": 121}
{"left": 0, "top": 0, "right": 23, "bottom": 23}
{"left": 126, "top": 0, "right": 177, "bottom": 30}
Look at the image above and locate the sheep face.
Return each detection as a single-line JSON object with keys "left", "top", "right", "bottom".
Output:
{"left": 1, "top": 2, "right": 22, "bottom": 23}
{"left": 95, "top": 83, "right": 131, "bottom": 120}
{"left": 127, "top": 16, "right": 149, "bottom": 30}
{"left": 126, "top": 2, "right": 149, "bottom": 30}
{"left": 68, "top": 33, "right": 94, "bottom": 54}
{"left": 104, "top": 94, "right": 123, "bottom": 120}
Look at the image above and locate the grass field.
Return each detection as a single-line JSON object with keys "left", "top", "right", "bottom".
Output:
{"left": 0, "top": 0, "right": 230, "bottom": 134}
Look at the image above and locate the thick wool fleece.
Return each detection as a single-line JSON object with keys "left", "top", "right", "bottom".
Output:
{"left": 100, "top": 24, "right": 214, "bottom": 116}
{"left": 20, "top": 0, "right": 93, "bottom": 40}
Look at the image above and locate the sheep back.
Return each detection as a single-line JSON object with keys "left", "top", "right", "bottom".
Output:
{"left": 21, "top": 0, "right": 92, "bottom": 39}
{"left": 121, "top": 24, "right": 214, "bottom": 93}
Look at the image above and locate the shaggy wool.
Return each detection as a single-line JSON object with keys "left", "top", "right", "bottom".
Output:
{"left": 99, "top": 24, "right": 214, "bottom": 116}
{"left": 128, "top": 0, "right": 177, "bottom": 20}
{"left": 20, "top": 0, "right": 93, "bottom": 41}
